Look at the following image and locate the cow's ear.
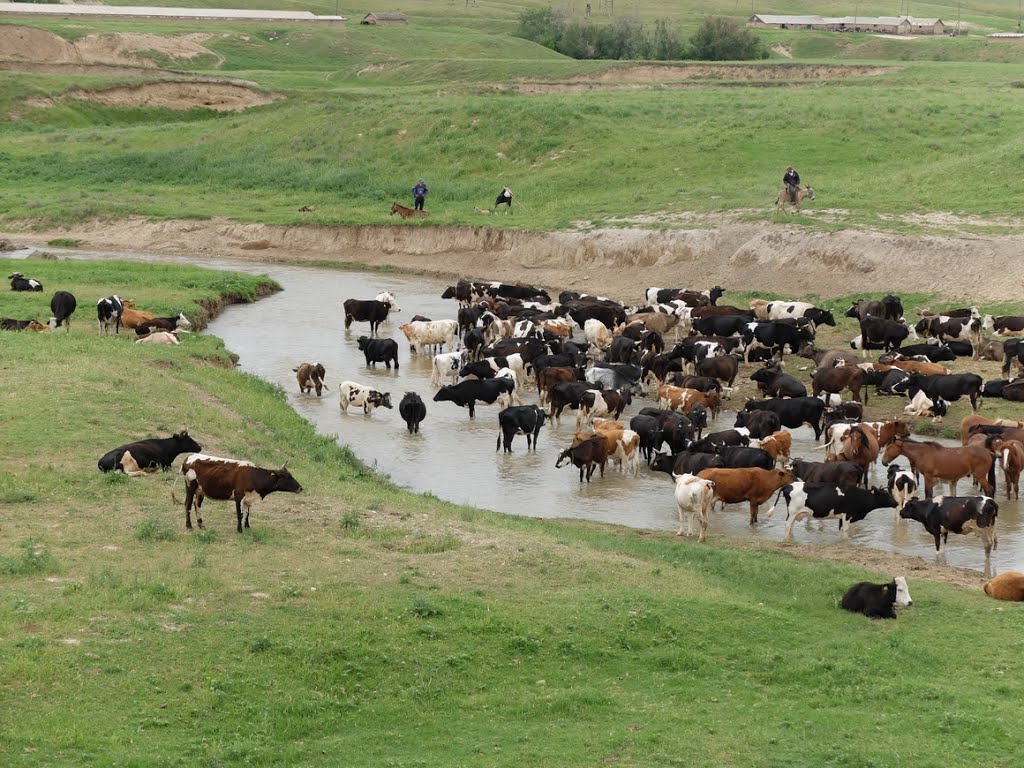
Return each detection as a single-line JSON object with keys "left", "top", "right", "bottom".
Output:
{"left": 883, "top": 584, "right": 891, "bottom": 594}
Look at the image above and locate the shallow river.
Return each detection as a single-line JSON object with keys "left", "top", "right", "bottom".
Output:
{"left": 19, "top": 248, "right": 1024, "bottom": 573}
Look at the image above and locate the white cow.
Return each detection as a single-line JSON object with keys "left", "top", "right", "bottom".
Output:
{"left": 135, "top": 330, "right": 180, "bottom": 345}
{"left": 338, "top": 381, "right": 393, "bottom": 414}
{"left": 494, "top": 368, "right": 523, "bottom": 404}
{"left": 584, "top": 318, "right": 613, "bottom": 349}
{"left": 399, "top": 319, "right": 458, "bottom": 354}
{"left": 431, "top": 350, "right": 468, "bottom": 387}
{"left": 673, "top": 474, "right": 717, "bottom": 541}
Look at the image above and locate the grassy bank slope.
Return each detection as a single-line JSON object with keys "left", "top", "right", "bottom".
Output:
{"left": 2, "top": 260, "right": 1024, "bottom": 766}
{"left": 2, "top": 17, "right": 1024, "bottom": 233}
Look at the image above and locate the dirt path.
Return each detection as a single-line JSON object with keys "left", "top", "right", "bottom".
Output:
{"left": 6, "top": 217, "right": 1024, "bottom": 303}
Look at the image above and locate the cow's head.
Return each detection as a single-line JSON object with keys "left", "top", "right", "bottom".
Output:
{"left": 173, "top": 431, "right": 203, "bottom": 454}
{"left": 893, "top": 576, "right": 913, "bottom": 607}
{"left": 899, "top": 498, "right": 934, "bottom": 524}
{"left": 376, "top": 292, "right": 400, "bottom": 312}
{"left": 357, "top": 336, "right": 370, "bottom": 351}
{"left": 869, "top": 486, "right": 898, "bottom": 509}
{"left": 270, "top": 464, "right": 303, "bottom": 494}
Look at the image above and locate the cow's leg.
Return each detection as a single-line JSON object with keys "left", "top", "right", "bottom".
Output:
{"left": 784, "top": 511, "right": 800, "bottom": 541}
{"left": 195, "top": 493, "right": 205, "bottom": 530}
{"left": 184, "top": 485, "right": 196, "bottom": 530}
{"left": 244, "top": 502, "right": 251, "bottom": 530}
{"left": 676, "top": 503, "right": 686, "bottom": 536}
{"left": 749, "top": 501, "right": 759, "bottom": 525}
{"left": 235, "top": 498, "right": 244, "bottom": 533}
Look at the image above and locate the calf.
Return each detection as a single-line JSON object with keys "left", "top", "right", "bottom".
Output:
{"left": 96, "top": 295, "right": 125, "bottom": 335}
{"left": 658, "top": 385, "right": 721, "bottom": 417}
{"left": 496, "top": 405, "right": 546, "bottom": 453}
{"left": 778, "top": 482, "right": 897, "bottom": 540}
{"left": 433, "top": 378, "right": 514, "bottom": 418}
{"left": 98, "top": 430, "right": 202, "bottom": 475}
{"left": 293, "top": 363, "right": 326, "bottom": 396}
{"left": 0, "top": 318, "right": 48, "bottom": 331}
{"left": 357, "top": 336, "right": 400, "bottom": 369}
{"left": 178, "top": 453, "right": 303, "bottom": 533}
{"left": 673, "top": 474, "right": 717, "bottom": 541}
{"left": 399, "top": 392, "right": 427, "bottom": 434}
{"left": 900, "top": 495, "right": 999, "bottom": 557}
{"left": 555, "top": 434, "right": 611, "bottom": 482}
{"left": 338, "top": 381, "right": 393, "bottom": 414}
{"left": 9, "top": 271, "right": 43, "bottom": 292}
{"left": 758, "top": 431, "right": 792, "bottom": 467}
{"left": 887, "top": 464, "right": 918, "bottom": 511}
{"left": 135, "top": 330, "right": 180, "bottom": 345}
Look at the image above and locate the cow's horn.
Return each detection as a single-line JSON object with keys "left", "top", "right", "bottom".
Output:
{"left": 280, "top": 463, "right": 287, "bottom": 471}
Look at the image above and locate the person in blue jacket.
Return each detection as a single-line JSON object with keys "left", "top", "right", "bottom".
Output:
{"left": 411, "top": 178, "right": 429, "bottom": 211}
{"left": 783, "top": 165, "right": 800, "bottom": 203}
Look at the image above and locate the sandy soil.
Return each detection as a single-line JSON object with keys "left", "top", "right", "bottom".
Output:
{"left": 7, "top": 216, "right": 1024, "bottom": 303}
{"left": 28, "top": 80, "right": 280, "bottom": 112}
{"left": 0, "top": 25, "right": 222, "bottom": 68}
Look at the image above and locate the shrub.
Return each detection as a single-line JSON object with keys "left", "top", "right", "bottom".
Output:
{"left": 688, "top": 16, "right": 768, "bottom": 61}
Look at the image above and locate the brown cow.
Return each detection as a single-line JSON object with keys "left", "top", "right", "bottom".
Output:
{"left": 659, "top": 385, "right": 721, "bottom": 417}
{"left": 759, "top": 430, "right": 792, "bottom": 467}
{"left": 812, "top": 365, "right": 868, "bottom": 403}
{"left": 885, "top": 359, "right": 951, "bottom": 376}
{"left": 178, "top": 454, "right": 303, "bottom": 533}
{"left": 119, "top": 307, "right": 156, "bottom": 329}
{"left": 696, "top": 467, "right": 796, "bottom": 524}
{"left": 293, "top": 363, "right": 327, "bottom": 396}
{"left": 556, "top": 434, "right": 612, "bottom": 482}
{"left": 694, "top": 354, "right": 739, "bottom": 386}
{"left": 537, "top": 366, "right": 578, "bottom": 405}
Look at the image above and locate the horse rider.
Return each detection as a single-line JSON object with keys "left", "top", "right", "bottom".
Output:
{"left": 411, "top": 178, "right": 429, "bottom": 211}
{"left": 783, "top": 165, "right": 801, "bottom": 203}
{"left": 495, "top": 187, "right": 513, "bottom": 212}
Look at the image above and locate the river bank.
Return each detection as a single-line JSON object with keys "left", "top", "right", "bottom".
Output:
{"left": 5, "top": 215, "right": 1024, "bottom": 302}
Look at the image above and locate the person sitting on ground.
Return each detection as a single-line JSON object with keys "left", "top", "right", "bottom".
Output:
{"left": 495, "top": 187, "right": 513, "bottom": 213}
{"left": 412, "top": 178, "right": 429, "bottom": 211}
{"left": 783, "top": 165, "right": 801, "bottom": 203}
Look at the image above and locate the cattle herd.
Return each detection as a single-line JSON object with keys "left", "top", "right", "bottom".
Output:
{"left": 310, "top": 276, "right": 1024, "bottom": 600}
{"left": 17, "top": 265, "right": 1024, "bottom": 611}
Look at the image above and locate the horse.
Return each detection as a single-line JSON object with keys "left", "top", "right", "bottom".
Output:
{"left": 837, "top": 425, "right": 879, "bottom": 487}
{"left": 774, "top": 184, "right": 815, "bottom": 214}
{"left": 390, "top": 202, "right": 429, "bottom": 219}
{"left": 881, "top": 437, "right": 995, "bottom": 498}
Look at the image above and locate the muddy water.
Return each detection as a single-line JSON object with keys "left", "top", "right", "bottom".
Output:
{"left": 19, "top": 248, "right": 1024, "bottom": 573}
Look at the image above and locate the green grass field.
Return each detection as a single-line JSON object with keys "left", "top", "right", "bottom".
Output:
{"left": 3, "top": 259, "right": 1024, "bottom": 767}
{"left": 2, "top": 2, "right": 1024, "bottom": 233}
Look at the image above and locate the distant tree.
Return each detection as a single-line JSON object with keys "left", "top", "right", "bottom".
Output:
{"left": 516, "top": 7, "right": 567, "bottom": 50}
{"left": 651, "top": 18, "right": 685, "bottom": 61}
{"left": 688, "top": 16, "right": 767, "bottom": 61}
{"left": 594, "top": 16, "right": 651, "bottom": 59}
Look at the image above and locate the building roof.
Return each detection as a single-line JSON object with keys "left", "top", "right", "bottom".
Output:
{"left": 749, "top": 14, "right": 942, "bottom": 26}
{"left": 364, "top": 12, "right": 408, "bottom": 20}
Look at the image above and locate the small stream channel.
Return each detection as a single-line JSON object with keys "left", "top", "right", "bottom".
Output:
{"left": 11, "top": 247, "right": 1023, "bottom": 573}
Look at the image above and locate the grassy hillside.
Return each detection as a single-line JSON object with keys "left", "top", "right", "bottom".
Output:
{"left": 2, "top": 258, "right": 1023, "bottom": 766}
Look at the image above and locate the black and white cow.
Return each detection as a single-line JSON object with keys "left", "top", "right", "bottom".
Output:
{"left": 496, "top": 404, "right": 546, "bottom": 453}
{"left": 900, "top": 495, "right": 999, "bottom": 557}
{"left": 887, "top": 464, "right": 918, "bottom": 511}
{"left": 778, "top": 481, "right": 897, "bottom": 540}
{"left": 984, "top": 315, "right": 1024, "bottom": 337}
{"left": 357, "top": 336, "right": 400, "bottom": 369}
{"left": 585, "top": 364, "right": 645, "bottom": 396}
{"left": 433, "top": 378, "right": 515, "bottom": 418}
{"left": 338, "top": 381, "right": 393, "bottom": 414}
{"left": 741, "top": 320, "right": 815, "bottom": 362}
{"left": 898, "top": 372, "right": 984, "bottom": 412}
{"left": 914, "top": 314, "right": 982, "bottom": 358}
{"left": 840, "top": 579, "right": 911, "bottom": 619}
{"left": 9, "top": 272, "right": 43, "bottom": 291}
{"left": 97, "top": 430, "right": 203, "bottom": 475}
{"left": 97, "top": 295, "right": 125, "bottom": 335}
{"left": 343, "top": 293, "right": 399, "bottom": 334}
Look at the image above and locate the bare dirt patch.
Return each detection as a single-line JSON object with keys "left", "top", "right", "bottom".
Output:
{"left": 29, "top": 80, "right": 280, "bottom": 112}
{"left": 0, "top": 25, "right": 223, "bottom": 68}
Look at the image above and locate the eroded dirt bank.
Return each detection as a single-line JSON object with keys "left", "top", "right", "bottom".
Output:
{"left": 6, "top": 218, "right": 1024, "bottom": 302}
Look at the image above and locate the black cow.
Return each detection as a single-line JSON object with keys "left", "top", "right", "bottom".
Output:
{"left": 98, "top": 431, "right": 202, "bottom": 475}
{"left": 441, "top": 280, "right": 474, "bottom": 305}
{"left": 741, "top": 320, "right": 814, "bottom": 362}
{"left": 982, "top": 379, "right": 1011, "bottom": 399}
{"left": 692, "top": 314, "right": 754, "bottom": 338}
{"left": 558, "top": 300, "right": 626, "bottom": 331}
{"left": 357, "top": 336, "right": 400, "bottom": 369}
{"left": 1002, "top": 339, "right": 1024, "bottom": 378}
{"left": 900, "top": 372, "right": 983, "bottom": 412}
{"left": 743, "top": 397, "right": 825, "bottom": 440}
{"left": 638, "top": 407, "right": 695, "bottom": 452}
{"left": 853, "top": 315, "right": 910, "bottom": 353}
{"left": 433, "top": 378, "right": 515, "bottom": 418}
{"left": 48, "top": 290, "right": 77, "bottom": 331}
{"left": 607, "top": 335, "right": 639, "bottom": 364}
{"left": 463, "top": 328, "right": 486, "bottom": 361}
{"left": 9, "top": 272, "right": 43, "bottom": 292}
{"left": 840, "top": 581, "right": 898, "bottom": 620}
{"left": 486, "top": 283, "right": 550, "bottom": 303}
{"left": 343, "top": 298, "right": 392, "bottom": 334}
{"left": 96, "top": 295, "right": 125, "bottom": 335}
{"left": 629, "top": 415, "right": 664, "bottom": 464}
{"left": 496, "top": 405, "right": 546, "bottom": 453}
{"left": 687, "top": 428, "right": 749, "bottom": 454}
{"left": 778, "top": 482, "right": 897, "bottom": 539}
{"left": 718, "top": 446, "right": 774, "bottom": 470}
{"left": 789, "top": 459, "right": 865, "bottom": 486}
{"left": 651, "top": 450, "right": 723, "bottom": 477}
{"left": 457, "top": 305, "right": 482, "bottom": 333}
{"left": 845, "top": 296, "right": 902, "bottom": 322}
{"left": 547, "top": 381, "right": 594, "bottom": 423}
{"left": 900, "top": 496, "right": 999, "bottom": 556}
{"left": 750, "top": 365, "right": 807, "bottom": 398}
{"left": 731, "top": 409, "right": 781, "bottom": 440}
{"left": 399, "top": 392, "right": 426, "bottom": 434}
{"left": 876, "top": 368, "right": 910, "bottom": 396}
{"left": 804, "top": 307, "right": 836, "bottom": 328}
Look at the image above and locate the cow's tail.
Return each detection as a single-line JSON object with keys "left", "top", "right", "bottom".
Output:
{"left": 170, "top": 466, "right": 184, "bottom": 505}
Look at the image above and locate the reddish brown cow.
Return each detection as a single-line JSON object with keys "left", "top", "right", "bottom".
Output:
{"left": 696, "top": 467, "right": 796, "bottom": 524}
{"left": 178, "top": 454, "right": 303, "bottom": 532}
{"left": 537, "top": 366, "right": 578, "bottom": 405}
{"left": 812, "top": 365, "right": 868, "bottom": 403}
{"left": 694, "top": 354, "right": 739, "bottom": 386}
